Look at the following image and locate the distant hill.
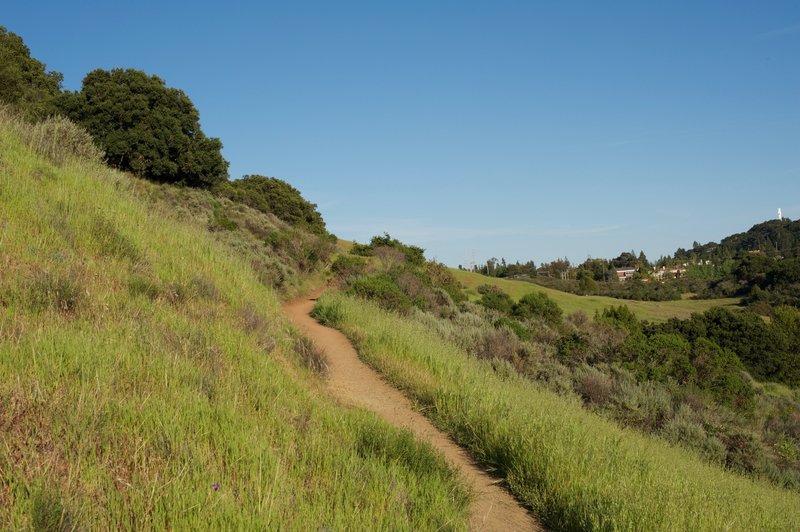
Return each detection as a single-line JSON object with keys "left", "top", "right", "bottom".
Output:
{"left": 676, "top": 219, "right": 800, "bottom": 260}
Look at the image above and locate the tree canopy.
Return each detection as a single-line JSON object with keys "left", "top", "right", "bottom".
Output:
{"left": 0, "top": 26, "right": 63, "bottom": 118}
{"left": 58, "top": 68, "right": 228, "bottom": 187}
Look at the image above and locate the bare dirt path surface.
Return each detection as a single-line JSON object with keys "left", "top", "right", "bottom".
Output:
{"left": 283, "top": 291, "right": 542, "bottom": 532}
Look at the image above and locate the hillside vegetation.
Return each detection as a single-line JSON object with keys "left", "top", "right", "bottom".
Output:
{"left": 0, "top": 109, "right": 470, "bottom": 528}
{"left": 313, "top": 293, "right": 800, "bottom": 530}
{"left": 452, "top": 269, "right": 740, "bottom": 322}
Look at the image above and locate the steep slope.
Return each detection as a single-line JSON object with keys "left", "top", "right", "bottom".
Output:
{"left": 0, "top": 110, "right": 469, "bottom": 529}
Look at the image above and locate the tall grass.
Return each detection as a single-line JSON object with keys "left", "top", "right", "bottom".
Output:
{"left": 0, "top": 109, "right": 469, "bottom": 529}
{"left": 314, "top": 293, "right": 800, "bottom": 530}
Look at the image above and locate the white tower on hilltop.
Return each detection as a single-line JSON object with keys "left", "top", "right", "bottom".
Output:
{"left": 778, "top": 208, "right": 783, "bottom": 221}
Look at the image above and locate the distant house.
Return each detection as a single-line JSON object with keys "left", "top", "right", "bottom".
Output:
{"left": 652, "top": 265, "right": 683, "bottom": 280}
{"left": 615, "top": 267, "right": 637, "bottom": 281}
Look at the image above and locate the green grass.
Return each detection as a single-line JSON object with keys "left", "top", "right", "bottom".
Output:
{"left": 314, "top": 293, "right": 800, "bottom": 531}
{"left": 452, "top": 269, "right": 740, "bottom": 322}
{"left": 0, "top": 109, "right": 469, "bottom": 529}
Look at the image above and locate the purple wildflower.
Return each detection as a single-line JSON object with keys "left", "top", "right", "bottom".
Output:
{"left": 212, "top": 482, "right": 219, "bottom": 491}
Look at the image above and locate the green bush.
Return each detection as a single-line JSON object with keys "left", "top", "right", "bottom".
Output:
{"left": 478, "top": 290, "right": 513, "bottom": 314}
{"left": 331, "top": 254, "right": 367, "bottom": 279}
{"left": 512, "top": 291, "right": 563, "bottom": 325}
{"left": 349, "top": 273, "right": 412, "bottom": 314}
{"left": 217, "top": 175, "right": 328, "bottom": 235}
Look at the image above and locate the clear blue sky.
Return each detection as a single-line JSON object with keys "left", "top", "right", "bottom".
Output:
{"left": 5, "top": 1, "right": 800, "bottom": 266}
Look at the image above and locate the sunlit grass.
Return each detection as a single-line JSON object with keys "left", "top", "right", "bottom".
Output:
{"left": 314, "top": 293, "right": 800, "bottom": 531}
{"left": 0, "top": 110, "right": 469, "bottom": 529}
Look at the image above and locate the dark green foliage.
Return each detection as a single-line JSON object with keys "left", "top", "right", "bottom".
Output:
{"left": 690, "top": 338, "right": 754, "bottom": 411}
{"left": 653, "top": 307, "right": 800, "bottom": 387}
{"left": 0, "top": 26, "right": 63, "bottom": 118}
{"left": 349, "top": 273, "right": 412, "bottom": 314}
{"left": 217, "top": 175, "right": 328, "bottom": 235}
{"left": 494, "top": 317, "right": 531, "bottom": 341}
{"left": 597, "top": 305, "right": 641, "bottom": 333}
{"left": 478, "top": 291, "right": 513, "bottom": 314}
{"left": 210, "top": 207, "right": 238, "bottom": 231}
{"left": 422, "top": 262, "right": 467, "bottom": 304}
{"left": 611, "top": 251, "right": 638, "bottom": 268}
{"left": 476, "top": 257, "right": 538, "bottom": 278}
{"left": 512, "top": 291, "right": 563, "bottom": 325}
{"left": 593, "top": 308, "right": 758, "bottom": 410}
{"left": 343, "top": 235, "right": 464, "bottom": 315}
{"left": 58, "top": 68, "right": 228, "bottom": 187}
{"left": 557, "top": 332, "right": 591, "bottom": 363}
{"left": 351, "top": 233, "right": 425, "bottom": 266}
{"left": 532, "top": 275, "right": 683, "bottom": 301}
{"left": 331, "top": 254, "right": 367, "bottom": 279}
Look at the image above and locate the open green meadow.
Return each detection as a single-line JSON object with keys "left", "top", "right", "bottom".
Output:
{"left": 313, "top": 293, "right": 800, "bottom": 531}
{"left": 451, "top": 269, "right": 740, "bottom": 322}
{"left": 0, "top": 110, "right": 469, "bottom": 529}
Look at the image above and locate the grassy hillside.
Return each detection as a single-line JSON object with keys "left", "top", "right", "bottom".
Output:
{"left": 313, "top": 293, "right": 800, "bottom": 530}
{"left": 0, "top": 110, "right": 469, "bottom": 529}
{"left": 452, "top": 269, "right": 740, "bottom": 322}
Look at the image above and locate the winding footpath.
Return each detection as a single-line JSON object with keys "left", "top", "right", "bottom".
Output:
{"left": 283, "top": 291, "right": 541, "bottom": 531}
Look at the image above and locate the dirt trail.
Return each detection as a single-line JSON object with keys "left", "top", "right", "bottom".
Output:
{"left": 283, "top": 291, "right": 541, "bottom": 532}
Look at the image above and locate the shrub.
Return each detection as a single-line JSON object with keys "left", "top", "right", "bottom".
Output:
{"left": 331, "top": 254, "right": 367, "bottom": 279}
{"left": 574, "top": 366, "right": 614, "bottom": 406}
{"left": 478, "top": 291, "right": 513, "bottom": 314}
{"left": 21, "top": 115, "right": 104, "bottom": 166}
{"left": 494, "top": 317, "right": 531, "bottom": 341}
{"left": 349, "top": 233, "right": 425, "bottom": 266}
{"left": 477, "top": 284, "right": 503, "bottom": 295}
{"left": 512, "top": 291, "right": 563, "bottom": 325}
{"left": 217, "top": 175, "right": 328, "bottom": 235}
{"left": 556, "top": 331, "right": 590, "bottom": 364}
{"left": 472, "top": 328, "right": 524, "bottom": 363}
{"left": 660, "top": 405, "right": 727, "bottom": 464}
{"left": 720, "top": 429, "right": 768, "bottom": 474}
{"left": 610, "top": 377, "right": 673, "bottom": 431}
{"left": 349, "top": 274, "right": 412, "bottom": 314}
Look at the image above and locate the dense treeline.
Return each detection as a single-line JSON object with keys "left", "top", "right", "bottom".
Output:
{"left": 0, "top": 25, "right": 329, "bottom": 239}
